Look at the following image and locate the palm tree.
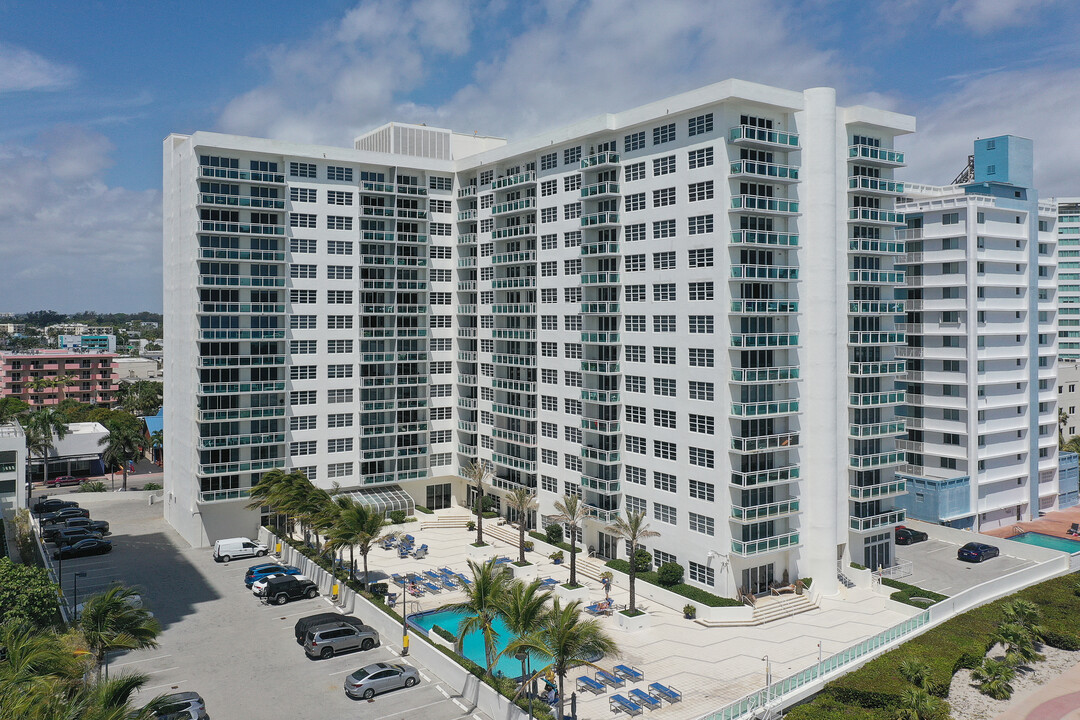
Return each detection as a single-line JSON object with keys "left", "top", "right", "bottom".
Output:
{"left": 451, "top": 558, "right": 512, "bottom": 673}
{"left": 98, "top": 419, "right": 147, "bottom": 491}
{"left": 553, "top": 494, "right": 587, "bottom": 586}
{"left": 990, "top": 621, "right": 1043, "bottom": 666}
{"left": 0, "top": 396, "right": 29, "bottom": 425}
{"left": 465, "top": 459, "right": 492, "bottom": 545}
{"left": 506, "top": 487, "right": 537, "bottom": 563}
{"left": 1002, "top": 598, "right": 1046, "bottom": 642}
{"left": 605, "top": 510, "right": 660, "bottom": 613}
{"left": 497, "top": 579, "right": 551, "bottom": 645}
{"left": 894, "top": 687, "right": 949, "bottom": 720}
{"left": 971, "top": 657, "right": 1016, "bottom": 700}
{"left": 150, "top": 430, "right": 163, "bottom": 465}
{"left": 505, "top": 599, "right": 619, "bottom": 720}
{"left": 78, "top": 586, "right": 161, "bottom": 677}
{"left": 23, "top": 406, "right": 68, "bottom": 492}
{"left": 898, "top": 658, "right": 931, "bottom": 689}
{"left": 1060, "top": 407, "right": 1070, "bottom": 449}
{"left": 1064, "top": 436, "right": 1080, "bottom": 455}
{"left": 326, "top": 498, "right": 392, "bottom": 586}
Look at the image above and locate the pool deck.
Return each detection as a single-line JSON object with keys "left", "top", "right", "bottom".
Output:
{"left": 340, "top": 515, "right": 921, "bottom": 720}
{"left": 982, "top": 505, "right": 1080, "bottom": 544}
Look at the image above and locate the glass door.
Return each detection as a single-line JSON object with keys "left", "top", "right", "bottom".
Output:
{"left": 741, "top": 563, "right": 775, "bottom": 596}
{"left": 596, "top": 531, "right": 618, "bottom": 560}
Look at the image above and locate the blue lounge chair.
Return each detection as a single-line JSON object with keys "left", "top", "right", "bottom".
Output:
{"left": 456, "top": 574, "right": 473, "bottom": 587}
{"left": 609, "top": 694, "right": 642, "bottom": 716}
{"left": 628, "top": 689, "right": 660, "bottom": 711}
{"left": 495, "top": 557, "right": 511, "bottom": 565}
{"left": 648, "top": 683, "right": 681, "bottom": 704}
{"left": 614, "top": 665, "right": 644, "bottom": 682}
{"left": 422, "top": 581, "right": 442, "bottom": 594}
{"left": 441, "top": 576, "right": 459, "bottom": 590}
{"left": 576, "top": 676, "right": 606, "bottom": 695}
{"left": 391, "top": 574, "right": 407, "bottom": 586}
{"left": 540, "top": 577, "right": 559, "bottom": 587}
{"left": 405, "top": 534, "right": 415, "bottom": 544}
{"left": 424, "top": 570, "right": 442, "bottom": 582}
{"left": 439, "top": 567, "right": 456, "bottom": 576}
{"left": 595, "top": 669, "right": 625, "bottom": 688}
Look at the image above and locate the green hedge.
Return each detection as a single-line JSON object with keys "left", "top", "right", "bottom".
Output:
{"left": 433, "top": 624, "right": 456, "bottom": 643}
{"left": 416, "top": 505, "right": 434, "bottom": 514}
{"left": 528, "top": 531, "right": 582, "bottom": 554}
{"left": 785, "top": 697, "right": 893, "bottom": 720}
{"left": 880, "top": 578, "right": 948, "bottom": 608}
{"left": 0, "top": 519, "right": 6, "bottom": 559}
{"left": 606, "top": 559, "right": 742, "bottom": 607}
{"left": 811, "top": 573, "right": 1080, "bottom": 713}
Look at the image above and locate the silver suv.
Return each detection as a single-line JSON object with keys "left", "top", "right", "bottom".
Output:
{"left": 304, "top": 621, "right": 380, "bottom": 659}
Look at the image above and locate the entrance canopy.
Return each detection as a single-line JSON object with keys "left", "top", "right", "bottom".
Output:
{"left": 340, "top": 484, "right": 415, "bottom": 517}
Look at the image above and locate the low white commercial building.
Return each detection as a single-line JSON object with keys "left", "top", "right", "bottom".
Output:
{"left": 0, "top": 421, "right": 27, "bottom": 513}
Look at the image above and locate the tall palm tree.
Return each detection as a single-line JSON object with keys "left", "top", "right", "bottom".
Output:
{"left": 553, "top": 494, "right": 587, "bottom": 586}
{"left": 23, "top": 406, "right": 68, "bottom": 493}
{"left": 505, "top": 599, "right": 619, "bottom": 720}
{"left": 98, "top": 419, "right": 147, "bottom": 491}
{"left": 465, "top": 459, "right": 492, "bottom": 545}
{"left": 971, "top": 658, "right": 1016, "bottom": 700}
{"left": 451, "top": 558, "right": 512, "bottom": 673}
{"left": 1060, "top": 407, "right": 1070, "bottom": 449}
{"left": 326, "top": 498, "right": 392, "bottom": 586}
{"left": 506, "top": 487, "right": 537, "bottom": 563}
{"left": 78, "top": 586, "right": 161, "bottom": 677}
{"left": 498, "top": 579, "right": 551, "bottom": 643}
{"left": 605, "top": 510, "right": 660, "bottom": 613}
{"left": 894, "top": 687, "right": 949, "bottom": 720}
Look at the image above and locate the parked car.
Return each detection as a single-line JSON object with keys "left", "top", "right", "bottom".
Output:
{"left": 40, "top": 507, "right": 91, "bottom": 523}
{"left": 44, "top": 475, "right": 87, "bottom": 487}
{"left": 251, "top": 574, "right": 285, "bottom": 596}
{"left": 32, "top": 498, "right": 79, "bottom": 515}
{"left": 244, "top": 562, "right": 301, "bottom": 588}
{"left": 53, "top": 538, "right": 112, "bottom": 560}
{"left": 344, "top": 662, "right": 419, "bottom": 699}
{"left": 294, "top": 612, "right": 365, "bottom": 643}
{"left": 258, "top": 574, "right": 318, "bottom": 605}
{"left": 150, "top": 691, "right": 208, "bottom": 720}
{"left": 895, "top": 526, "right": 929, "bottom": 545}
{"left": 51, "top": 528, "right": 104, "bottom": 547}
{"left": 958, "top": 542, "right": 1000, "bottom": 563}
{"left": 212, "top": 537, "right": 267, "bottom": 563}
{"left": 41, "top": 518, "right": 110, "bottom": 541}
{"left": 304, "top": 621, "right": 380, "bottom": 659}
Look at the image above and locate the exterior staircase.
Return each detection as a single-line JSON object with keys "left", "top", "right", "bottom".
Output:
{"left": 418, "top": 513, "right": 472, "bottom": 531}
{"left": 695, "top": 592, "right": 818, "bottom": 628}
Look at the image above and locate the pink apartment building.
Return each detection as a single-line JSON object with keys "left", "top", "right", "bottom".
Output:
{"left": 0, "top": 349, "right": 119, "bottom": 407}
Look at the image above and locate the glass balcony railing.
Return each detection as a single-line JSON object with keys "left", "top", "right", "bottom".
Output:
{"left": 581, "top": 302, "right": 620, "bottom": 314}
{"left": 584, "top": 504, "right": 620, "bottom": 522}
{"left": 731, "top": 432, "right": 799, "bottom": 453}
{"left": 199, "top": 194, "right": 285, "bottom": 209}
{"left": 848, "top": 176, "right": 904, "bottom": 193}
{"left": 730, "top": 230, "right": 799, "bottom": 247}
{"left": 491, "top": 171, "right": 536, "bottom": 190}
{"left": 848, "top": 145, "right": 905, "bottom": 165}
{"left": 848, "top": 208, "right": 905, "bottom": 224}
{"left": 732, "top": 499, "right": 800, "bottom": 522}
{"left": 491, "top": 378, "right": 535, "bottom": 393}
{"left": 730, "top": 366, "right": 799, "bottom": 383}
{"left": 848, "top": 331, "right": 905, "bottom": 345}
{"left": 848, "top": 300, "right": 906, "bottom": 314}
{"left": 491, "top": 427, "right": 536, "bottom": 446}
{"left": 580, "top": 388, "right": 620, "bottom": 403}
{"left": 199, "top": 488, "right": 252, "bottom": 503}
{"left": 848, "top": 239, "right": 906, "bottom": 254}
{"left": 848, "top": 270, "right": 905, "bottom": 284}
{"left": 581, "top": 446, "right": 620, "bottom": 463}
{"left": 730, "top": 333, "right": 799, "bottom": 348}
{"left": 730, "top": 300, "right": 799, "bottom": 315}
{"left": 491, "top": 452, "right": 537, "bottom": 473}
{"left": 362, "top": 181, "right": 395, "bottom": 193}
{"left": 198, "top": 458, "right": 285, "bottom": 476}
{"left": 581, "top": 272, "right": 620, "bottom": 285}
{"left": 730, "top": 160, "right": 799, "bottom": 181}
{"left": 731, "top": 531, "right": 800, "bottom": 556}
{"left": 581, "top": 361, "right": 620, "bottom": 374}
{"left": 491, "top": 303, "right": 535, "bottom": 315}
{"left": 581, "top": 212, "right": 620, "bottom": 227}
{"left": 849, "top": 391, "right": 906, "bottom": 406}
{"left": 731, "top": 196, "right": 799, "bottom": 214}
{"left": 580, "top": 151, "right": 620, "bottom": 169}
{"left": 729, "top": 125, "right": 799, "bottom": 148}
{"left": 197, "top": 433, "right": 286, "bottom": 449}
{"left": 730, "top": 400, "right": 799, "bottom": 417}
{"left": 491, "top": 250, "right": 536, "bottom": 265}
{"left": 850, "top": 509, "right": 906, "bottom": 532}
{"left": 458, "top": 233, "right": 477, "bottom": 244}
{"left": 492, "top": 198, "right": 535, "bottom": 215}
{"left": 492, "top": 403, "right": 537, "bottom": 418}
{"left": 200, "top": 167, "right": 284, "bottom": 184}
{"left": 581, "top": 417, "right": 620, "bottom": 433}
{"left": 849, "top": 450, "right": 905, "bottom": 469}
{"left": 850, "top": 480, "right": 906, "bottom": 500}
{"left": 581, "top": 181, "right": 621, "bottom": 198}
{"left": 457, "top": 185, "right": 477, "bottom": 198}
{"left": 581, "top": 242, "right": 620, "bottom": 256}
{"left": 580, "top": 332, "right": 620, "bottom": 344}
{"left": 457, "top": 209, "right": 478, "bottom": 221}
{"left": 492, "top": 224, "right": 536, "bottom": 239}
{"left": 848, "top": 361, "right": 906, "bottom": 376}
{"left": 731, "top": 264, "right": 799, "bottom": 280}
{"left": 396, "top": 185, "right": 427, "bottom": 196}
{"left": 849, "top": 420, "right": 906, "bottom": 438}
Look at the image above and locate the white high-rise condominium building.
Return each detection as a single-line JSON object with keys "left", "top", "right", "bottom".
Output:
{"left": 1056, "top": 197, "right": 1080, "bottom": 359}
{"left": 895, "top": 136, "right": 1059, "bottom": 530}
{"left": 164, "top": 79, "right": 915, "bottom": 598}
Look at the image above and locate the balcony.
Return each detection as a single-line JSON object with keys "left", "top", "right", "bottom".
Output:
{"left": 580, "top": 471, "right": 620, "bottom": 493}
{"left": 850, "top": 509, "right": 907, "bottom": 532}
{"left": 729, "top": 160, "right": 799, "bottom": 182}
{"left": 491, "top": 277, "right": 535, "bottom": 289}
{"left": 198, "top": 194, "right": 285, "bottom": 209}
{"left": 580, "top": 389, "right": 620, "bottom": 404}
{"left": 581, "top": 417, "right": 620, "bottom": 433}
{"left": 849, "top": 331, "right": 905, "bottom": 345}
{"left": 730, "top": 264, "right": 798, "bottom": 281}
{"left": 730, "top": 366, "right": 799, "bottom": 383}
{"left": 491, "top": 427, "right": 536, "bottom": 445}
{"left": 457, "top": 185, "right": 477, "bottom": 198}
{"left": 848, "top": 270, "right": 905, "bottom": 284}
{"left": 849, "top": 450, "right": 905, "bottom": 469}
{"left": 581, "top": 241, "right": 620, "bottom": 257}
{"left": 730, "top": 333, "right": 799, "bottom": 348}
{"left": 730, "top": 400, "right": 799, "bottom": 417}
{"left": 730, "top": 195, "right": 799, "bottom": 215}
{"left": 730, "top": 230, "right": 799, "bottom": 247}
{"left": 397, "top": 185, "right": 427, "bottom": 196}
{"left": 731, "top": 531, "right": 800, "bottom": 556}
{"left": 849, "top": 239, "right": 905, "bottom": 255}
{"left": 581, "top": 212, "right": 620, "bottom": 228}
{"left": 491, "top": 452, "right": 537, "bottom": 473}
{"left": 848, "top": 207, "right": 906, "bottom": 225}
{"left": 492, "top": 198, "right": 535, "bottom": 216}
{"left": 581, "top": 446, "right": 620, "bottom": 463}
{"left": 580, "top": 332, "right": 620, "bottom": 344}
{"left": 849, "top": 300, "right": 905, "bottom": 314}
{"left": 492, "top": 403, "right": 537, "bottom": 419}
{"left": 198, "top": 488, "right": 252, "bottom": 503}
{"left": 581, "top": 302, "right": 620, "bottom": 315}
{"left": 491, "top": 353, "right": 536, "bottom": 367}
{"left": 458, "top": 233, "right": 477, "bottom": 244}
{"left": 581, "top": 361, "right": 620, "bottom": 374}
{"left": 584, "top": 504, "right": 620, "bottom": 522}
{"left": 491, "top": 250, "right": 536, "bottom": 265}
{"left": 849, "top": 391, "right": 906, "bottom": 407}
{"left": 491, "top": 303, "right": 535, "bottom": 315}
{"left": 491, "top": 377, "right": 535, "bottom": 393}
{"left": 848, "top": 176, "right": 904, "bottom": 194}
{"left": 491, "top": 171, "right": 536, "bottom": 190}
{"left": 731, "top": 499, "right": 800, "bottom": 523}
{"left": 580, "top": 151, "right": 620, "bottom": 169}
{"left": 199, "top": 167, "right": 285, "bottom": 184}
{"left": 581, "top": 181, "right": 621, "bottom": 198}
{"left": 491, "top": 224, "right": 536, "bottom": 240}
{"left": 730, "top": 300, "right": 799, "bottom": 315}
{"left": 491, "top": 328, "right": 535, "bottom": 340}
{"left": 848, "top": 145, "right": 905, "bottom": 166}
{"left": 197, "top": 432, "right": 286, "bottom": 449}
{"left": 731, "top": 432, "right": 799, "bottom": 453}
{"left": 848, "top": 361, "right": 906, "bottom": 376}
{"left": 581, "top": 272, "right": 620, "bottom": 285}
{"left": 198, "top": 458, "right": 285, "bottom": 476}
{"left": 728, "top": 125, "right": 800, "bottom": 149}
{"left": 849, "top": 480, "right": 907, "bottom": 501}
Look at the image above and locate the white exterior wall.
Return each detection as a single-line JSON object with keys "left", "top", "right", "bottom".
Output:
{"left": 1056, "top": 198, "right": 1080, "bottom": 359}
{"left": 0, "top": 422, "right": 26, "bottom": 514}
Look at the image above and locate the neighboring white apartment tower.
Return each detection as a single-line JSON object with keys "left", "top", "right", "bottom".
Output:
{"left": 1056, "top": 198, "right": 1080, "bottom": 359}
{"left": 164, "top": 79, "right": 914, "bottom": 598}
{"left": 895, "top": 136, "right": 1059, "bottom": 530}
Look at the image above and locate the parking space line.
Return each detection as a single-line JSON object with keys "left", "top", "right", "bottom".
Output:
{"left": 452, "top": 699, "right": 469, "bottom": 711}
{"left": 328, "top": 667, "right": 358, "bottom": 676}
{"left": 437, "top": 686, "right": 449, "bottom": 698}
{"left": 144, "top": 666, "right": 180, "bottom": 675}
{"left": 371, "top": 699, "right": 456, "bottom": 720}
{"left": 419, "top": 671, "right": 431, "bottom": 682}
{"left": 111, "top": 654, "right": 173, "bottom": 668}
{"left": 141, "top": 680, "right": 187, "bottom": 692}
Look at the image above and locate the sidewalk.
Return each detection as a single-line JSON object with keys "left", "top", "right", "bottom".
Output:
{"left": 992, "top": 659, "right": 1080, "bottom": 720}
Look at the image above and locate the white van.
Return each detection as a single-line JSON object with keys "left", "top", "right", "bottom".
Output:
{"left": 213, "top": 537, "right": 268, "bottom": 563}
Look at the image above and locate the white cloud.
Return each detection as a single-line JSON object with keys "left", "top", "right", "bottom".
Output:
{"left": 0, "top": 127, "right": 161, "bottom": 312}
{"left": 937, "top": 0, "right": 1064, "bottom": 34}
{"left": 0, "top": 43, "right": 76, "bottom": 93}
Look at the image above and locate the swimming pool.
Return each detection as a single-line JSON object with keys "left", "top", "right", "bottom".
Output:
{"left": 1008, "top": 532, "right": 1080, "bottom": 553}
{"left": 409, "top": 608, "right": 525, "bottom": 678}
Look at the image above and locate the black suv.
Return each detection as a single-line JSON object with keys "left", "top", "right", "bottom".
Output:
{"left": 294, "top": 612, "right": 365, "bottom": 643}
{"left": 260, "top": 575, "right": 319, "bottom": 605}
{"left": 42, "top": 518, "right": 110, "bottom": 541}
{"left": 51, "top": 528, "right": 104, "bottom": 547}
{"left": 33, "top": 498, "right": 79, "bottom": 515}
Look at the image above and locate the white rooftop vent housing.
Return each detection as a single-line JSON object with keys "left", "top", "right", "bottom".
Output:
{"left": 355, "top": 122, "right": 505, "bottom": 161}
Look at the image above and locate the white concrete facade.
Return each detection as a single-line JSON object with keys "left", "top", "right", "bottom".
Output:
{"left": 0, "top": 422, "right": 26, "bottom": 514}
{"left": 1056, "top": 197, "right": 1080, "bottom": 360}
{"left": 897, "top": 145, "right": 1059, "bottom": 531}
{"left": 163, "top": 79, "right": 915, "bottom": 599}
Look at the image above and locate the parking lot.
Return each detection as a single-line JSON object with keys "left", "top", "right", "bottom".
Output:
{"left": 34, "top": 491, "right": 492, "bottom": 720}
{"left": 895, "top": 536, "right": 1035, "bottom": 596}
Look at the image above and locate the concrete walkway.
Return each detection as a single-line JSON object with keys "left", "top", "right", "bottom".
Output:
{"left": 992, "top": 659, "right": 1080, "bottom": 720}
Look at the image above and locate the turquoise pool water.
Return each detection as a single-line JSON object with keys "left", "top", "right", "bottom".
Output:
{"left": 409, "top": 609, "right": 525, "bottom": 678}
{"left": 1009, "top": 532, "right": 1080, "bottom": 553}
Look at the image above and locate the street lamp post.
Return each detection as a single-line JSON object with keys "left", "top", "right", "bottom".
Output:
{"left": 400, "top": 582, "right": 409, "bottom": 656}
{"left": 515, "top": 649, "right": 533, "bottom": 720}
{"left": 762, "top": 655, "right": 771, "bottom": 704}
{"left": 73, "top": 572, "right": 87, "bottom": 620}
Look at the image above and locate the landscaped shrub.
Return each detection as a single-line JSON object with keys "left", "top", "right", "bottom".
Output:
{"left": 77, "top": 481, "right": 107, "bottom": 493}
{"left": 481, "top": 511, "right": 499, "bottom": 519}
{"left": 480, "top": 495, "right": 495, "bottom": 512}
{"left": 656, "top": 562, "right": 684, "bottom": 587}
{"left": 433, "top": 625, "right": 457, "bottom": 643}
{"left": 880, "top": 578, "right": 948, "bottom": 608}
{"left": 416, "top": 505, "right": 433, "bottom": 514}
{"left": 143, "top": 482, "right": 163, "bottom": 490}
{"left": 389, "top": 510, "right": 407, "bottom": 524}
{"left": 632, "top": 548, "right": 652, "bottom": 572}
{"left": 544, "top": 523, "right": 564, "bottom": 545}
{"left": 529, "top": 531, "right": 581, "bottom": 553}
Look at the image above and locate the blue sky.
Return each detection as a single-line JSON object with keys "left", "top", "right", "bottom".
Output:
{"left": 1, "top": 0, "right": 1078, "bottom": 311}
